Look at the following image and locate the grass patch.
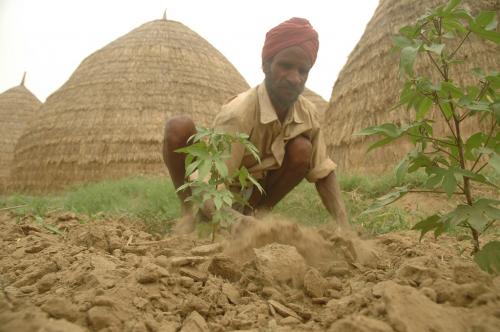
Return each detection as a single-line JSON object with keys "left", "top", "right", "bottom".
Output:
{"left": 1, "top": 177, "right": 179, "bottom": 234}
{"left": 1, "top": 171, "right": 431, "bottom": 235}
{"left": 274, "top": 171, "right": 428, "bottom": 234}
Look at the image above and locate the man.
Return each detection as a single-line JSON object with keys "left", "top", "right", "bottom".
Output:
{"left": 163, "top": 17, "right": 350, "bottom": 232}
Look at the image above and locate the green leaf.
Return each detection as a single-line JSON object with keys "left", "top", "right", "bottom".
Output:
{"left": 400, "top": 45, "right": 420, "bottom": 76}
{"left": 368, "top": 137, "right": 396, "bottom": 153}
{"left": 362, "top": 187, "right": 409, "bottom": 214}
{"left": 467, "top": 101, "right": 491, "bottom": 112}
{"left": 412, "top": 214, "right": 442, "bottom": 241}
{"left": 356, "top": 123, "right": 403, "bottom": 138}
{"left": 442, "top": 172, "right": 457, "bottom": 197}
{"left": 441, "top": 82, "right": 464, "bottom": 98}
{"left": 185, "top": 159, "right": 201, "bottom": 178}
{"left": 464, "top": 133, "right": 486, "bottom": 160}
{"left": 475, "top": 11, "right": 497, "bottom": 31}
{"left": 474, "top": 241, "right": 500, "bottom": 274}
{"left": 444, "top": 0, "right": 461, "bottom": 12}
{"left": 443, "top": 199, "right": 499, "bottom": 232}
{"left": 425, "top": 174, "right": 444, "bottom": 188}
{"left": 470, "top": 22, "right": 500, "bottom": 43}
{"left": 393, "top": 35, "right": 414, "bottom": 49}
{"left": 214, "top": 159, "right": 228, "bottom": 178}
{"left": 439, "top": 101, "right": 454, "bottom": 120}
{"left": 395, "top": 158, "right": 409, "bottom": 185}
{"left": 486, "top": 72, "right": 500, "bottom": 89}
{"left": 399, "top": 25, "right": 420, "bottom": 39}
{"left": 198, "top": 159, "right": 212, "bottom": 181}
{"left": 489, "top": 153, "right": 500, "bottom": 173}
{"left": 222, "top": 194, "right": 233, "bottom": 207}
{"left": 237, "top": 167, "right": 249, "bottom": 187}
{"left": 416, "top": 97, "right": 433, "bottom": 120}
{"left": 442, "top": 17, "right": 468, "bottom": 34}
{"left": 213, "top": 195, "right": 223, "bottom": 210}
{"left": 424, "top": 43, "right": 445, "bottom": 55}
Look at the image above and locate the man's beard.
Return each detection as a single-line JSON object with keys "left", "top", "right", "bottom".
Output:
{"left": 265, "top": 76, "right": 303, "bottom": 111}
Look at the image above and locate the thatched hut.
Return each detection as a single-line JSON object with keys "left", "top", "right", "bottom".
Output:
{"left": 0, "top": 75, "right": 42, "bottom": 192}
{"left": 325, "top": 0, "right": 499, "bottom": 173}
{"left": 11, "top": 18, "right": 249, "bottom": 192}
{"left": 302, "top": 87, "right": 329, "bottom": 114}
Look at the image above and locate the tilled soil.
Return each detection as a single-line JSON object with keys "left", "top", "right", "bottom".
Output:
{"left": 0, "top": 211, "right": 499, "bottom": 332}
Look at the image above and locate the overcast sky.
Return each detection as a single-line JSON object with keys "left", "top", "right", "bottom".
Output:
{"left": 0, "top": 0, "right": 378, "bottom": 102}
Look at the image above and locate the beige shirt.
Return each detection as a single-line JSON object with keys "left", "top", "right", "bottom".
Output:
{"left": 212, "top": 83, "right": 336, "bottom": 182}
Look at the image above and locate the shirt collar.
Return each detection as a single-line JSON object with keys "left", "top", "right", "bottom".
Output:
{"left": 257, "top": 83, "right": 305, "bottom": 125}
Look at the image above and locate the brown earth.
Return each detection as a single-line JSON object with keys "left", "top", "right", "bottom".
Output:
{"left": 0, "top": 211, "right": 499, "bottom": 332}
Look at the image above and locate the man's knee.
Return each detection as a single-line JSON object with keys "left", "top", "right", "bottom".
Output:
{"left": 285, "top": 135, "right": 312, "bottom": 170}
{"left": 164, "top": 115, "right": 196, "bottom": 148}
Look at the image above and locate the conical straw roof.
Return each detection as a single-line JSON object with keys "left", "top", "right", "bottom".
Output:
{"left": 324, "top": 0, "right": 499, "bottom": 173}
{"left": 302, "top": 87, "right": 328, "bottom": 114}
{"left": 12, "top": 19, "right": 249, "bottom": 192}
{"left": 0, "top": 75, "right": 42, "bottom": 192}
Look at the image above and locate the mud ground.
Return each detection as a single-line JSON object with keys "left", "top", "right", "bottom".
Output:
{"left": 0, "top": 211, "right": 499, "bottom": 332}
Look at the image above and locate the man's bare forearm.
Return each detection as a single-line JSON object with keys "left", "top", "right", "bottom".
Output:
{"left": 315, "top": 171, "right": 350, "bottom": 230}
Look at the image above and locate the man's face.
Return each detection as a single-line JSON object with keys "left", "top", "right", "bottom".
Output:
{"left": 263, "top": 46, "right": 312, "bottom": 110}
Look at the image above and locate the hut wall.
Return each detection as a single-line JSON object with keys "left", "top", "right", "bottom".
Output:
{"left": 11, "top": 20, "right": 249, "bottom": 192}
{"left": 0, "top": 86, "right": 41, "bottom": 192}
{"left": 325, "top": 0, "right": 499, "bottom": 173}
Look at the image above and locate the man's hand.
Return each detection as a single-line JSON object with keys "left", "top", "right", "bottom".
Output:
{"left": 315, "top": 171, "right": 351, "bottom": 231}
{"left": 172, "top": 213, "right": 196, "bottom": 234}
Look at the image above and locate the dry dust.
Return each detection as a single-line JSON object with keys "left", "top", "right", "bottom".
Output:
{"left": 0, "top": 211, "right": 499, "bottom": 332}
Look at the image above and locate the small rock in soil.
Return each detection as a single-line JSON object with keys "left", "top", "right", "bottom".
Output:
{"left": 180, "top": 267, "right": 208, "bottom": 282}
{"left": 328, "top": 315, "right": 394, "bottom": 332}
{"left": 171, "top": 256, "right": 208, "bottom": 267}
{"left": 268, "top": 300, "right": 302, "bottom": 322}
{"left": 180, "top": 311, "right": 209, "bottom": 332}
{"left": 87, "top": 306, "right": 122, "bottom": 330}
{"left": 41, "top": 296, "right": 79, "bottom": 322}
{"left": 37, "top": 273, "right": 58, "bottom": 293}
{"left": 208, "top": 255, "right": 242, "bottom": 282}
{"left": 280, "top": 316, "right": 301, "bottom": 326}
{"left": 222, "top": 283, "right": 240, "bottom": 304}
{"left": 190, "top": 242, "right": 224, "bottom": 256}
{"left": 304, "top": 267, "right": 328, "bottom": 298}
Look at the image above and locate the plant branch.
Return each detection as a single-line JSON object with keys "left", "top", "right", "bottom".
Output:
{"left": 461, "top": 80, "right": 491, "bottom": 121}
{"left": 475, "top": 162, "right": 489, "bottom": 174}
{"left": 449, "top": 31, "right": 471, "bottom": 59}
{"left": 433, "top": 145, "right": 460, "bottom": 162}
{"left": 407, "top": 133, "right": 457, "bottom": 146}
{"left": 475, "top": 80, "right": 490, "bottom": 102}
{"left": 408, "top": 189, "right": 465, "bottom": 195}
{"left": 419, "top": 31, "right": 432, "bottom": 44}
{"left": 432, "top": 92, "right": 458, "bottom": 139}
{"left": 426, "top": 51, "right": 446, "bottom": 79}
{"left": 471, "top": 119, "right": 497, "bottom": 172}
{"left": 483, "top": 220, "right": 496, "bottom": 233}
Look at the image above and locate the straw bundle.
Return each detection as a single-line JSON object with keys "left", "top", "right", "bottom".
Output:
{"left": 11, "top": 19, "right": 249, "bottom": 192}
{"left": 0, "top": 76, "right": 41, "bottom": 192}
{"left": 325, "top": 0, "right": 499, "bottom": 173}
{"left": 302, "top": 87, "right": 329, "bottom": 114}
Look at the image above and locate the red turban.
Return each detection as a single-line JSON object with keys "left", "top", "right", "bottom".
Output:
{"left": 262, "top": 17, "right": 319, "bottom": 65}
